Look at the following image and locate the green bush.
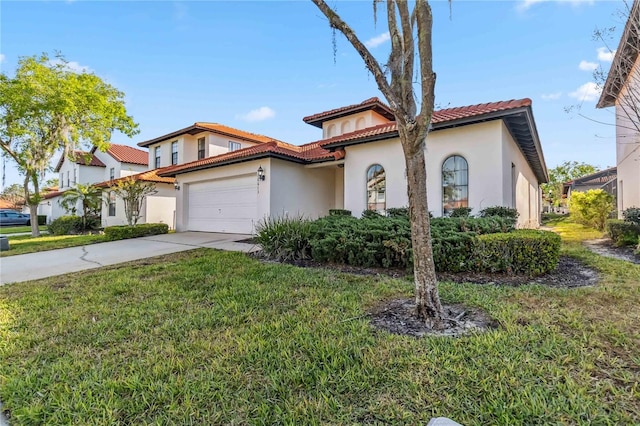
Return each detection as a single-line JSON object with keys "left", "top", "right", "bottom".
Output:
{"left": 104, "top": 223, "right": 169, "bottom": 241}
{"left": 361, "top": 210, "right": 383, "bottom": 219}
{"left": 328, "top": 209, "right": 351, "bottom": 217}
{"left": 255, "top": 215, "right": 313, "bottom": 261}
{"left": 48, "top": 216, "right": 85, "bottom": 235}
{"left": 569, "top": 189, "right": 615, "bottom": 231}
{"left": 606, "top": 219, "right": 640, "bottom": 246}
{"left": 386, "top": 207, "right": 409, "bottom": 219}
{"left": 474, "top": 230, "right": 561, "bottom": 276}
{"left": 622, "top": 207, "right": 640, "bottom": 226}
{"left": 37, "top": 215, "right": 47, "bottom": 225}
{"left": 449, "top": 207, "right": 472, "bottom": 218}
{"left": 541, "top": 212, "right": 567, "bottom": 223}
{"left": 479, "top": 206, "right": 519, "bottom": 220}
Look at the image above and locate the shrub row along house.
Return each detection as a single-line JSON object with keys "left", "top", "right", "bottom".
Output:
{"left": 43, "top": 97, "right": 549, "bottom": 232}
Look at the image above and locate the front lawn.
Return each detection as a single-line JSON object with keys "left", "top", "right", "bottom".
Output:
{"left": 0, "top": 234, "right": 106, "bottom": 257}
{"left": 1, "top": 233, "right": 639, "bottom": 424}
{"left": 0, "top": 225, "right": 47, "bottom": 235}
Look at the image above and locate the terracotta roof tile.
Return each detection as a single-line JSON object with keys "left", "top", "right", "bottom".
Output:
{"left": 54, "top": 151, "right": 106, "bottom": 172}
{"left": 303, "top": 97, "right": 395, "bottom": 127}
{"left": 138, "top": 122, "right": 284, "bottom": 147}
{"left": 95, "top": 167, "right": 175, "bottom": 188}
{"left": 106, "top": 144, "right": 149, "bottom": 165}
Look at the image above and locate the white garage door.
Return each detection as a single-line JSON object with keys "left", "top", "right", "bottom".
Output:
{"left": 187, "top": 174, "right": 258, "bottom": 234}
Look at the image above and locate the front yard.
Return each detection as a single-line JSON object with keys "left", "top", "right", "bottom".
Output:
{"left": 0, "top": 234, "right": 106, "bottom": 257}
{"left": 0, "top": 221, "right": 639, "bottom": 424}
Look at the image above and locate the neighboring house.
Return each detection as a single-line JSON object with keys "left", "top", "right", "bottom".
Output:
{"left": 562, "top": 167, "right": 617, "bottom": 201}
{"left": 596, "top": 0, "right": 640, "bottom": 216}
{"left": 155, "top": 97, "right": 548, "bottom": 234}
{"left": 43, "top": 144, "right": 151, "bottom": 224}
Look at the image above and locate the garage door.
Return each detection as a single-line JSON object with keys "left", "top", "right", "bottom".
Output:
{"left": 187, "top": 175, "right": 258, "bottom": 234}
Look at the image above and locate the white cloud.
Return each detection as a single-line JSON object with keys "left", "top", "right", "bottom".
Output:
{"left": 578, "top": 60, "right": 598, "bottom": 71}
{"left": 569, "top": 82, "right": 601, "bottom": 102}
{"left": 49, "top": 59, "right": 92, "bottom": 73}
{"left": 597, "top": 47, "right": 616, "bottom": 62}
{"left": 518, "top": 0, "right": 593, "bottom": 12}
{"left": 541, "top": 92, "right": 562, "bottom": 100}
{"left": 364, "top": 32, "right": 390, "bottom": 49}
{"left": 238, "top": 106, "right": 276, "bottom": 122}
{"left": 0, "top": 54, "right": 5, "bottom": 63}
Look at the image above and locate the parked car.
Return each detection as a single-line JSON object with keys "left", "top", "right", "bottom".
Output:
{"left": 0, "top": 209, "right": 31, "bottom": 226}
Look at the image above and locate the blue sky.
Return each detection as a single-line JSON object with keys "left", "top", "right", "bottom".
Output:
{"left": 0, "top": 0, "right": 626, "bottom": 188}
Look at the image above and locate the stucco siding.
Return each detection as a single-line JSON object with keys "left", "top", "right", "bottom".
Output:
{"left": 269, "top": 159, "right": 336, "bottom": 219}
{"left": 174, "top": 159, "right": 270, "bottom": 232}
{"left": 323, "top": 111, "right": 392, "bottom": 138}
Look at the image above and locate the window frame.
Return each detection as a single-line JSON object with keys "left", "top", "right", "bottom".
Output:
{"left": 228, "top": 141, "right": 241, "bottom": 152}
{"left": 109, "top": 167, "right": 115, "bottom": 181}
{"left": 442, "top": 155, "right": 469, "bottom": 216}
{"left": 108, "top": 192, "right": 116, "bottom": 217}
{"left": 171, "top": 141, "right": 178, "bottom": 165}
{"left": 197, "top": 137, "right": 206, "bottom": 160}
{"left": 366, "top": 164, "right": 386, "bottom": 212}
{"left": 154, "top": 146, "right": 161, "bottom": 168}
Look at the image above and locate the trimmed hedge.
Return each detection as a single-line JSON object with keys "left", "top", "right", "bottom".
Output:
{"left": 474, "top": 230, "right": 561, "bottom": 276}
{"left": 606, "top": 219, "right": 640, "bottom": 246}
{"left": 48, "top": 216, "right": 84, "bottom": 235}
{"left": 104, "top": 223, "right": 169, "bottom": 241}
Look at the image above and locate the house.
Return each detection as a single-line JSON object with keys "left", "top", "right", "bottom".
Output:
{"left": 562, "top": 167, "right": 617, "bottom": 201}
{"left": 596, "top": 0, "right": 640, "bottom": 216}
{"left": 43, "top": 144, "right": 155, "bottom": 225}
{"left": 155, "top": 97, "right": 548, "bottom": 234}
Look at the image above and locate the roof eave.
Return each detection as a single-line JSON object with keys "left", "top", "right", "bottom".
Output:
{"left": 159, "top": 152, "right": 307, "bottom": 177}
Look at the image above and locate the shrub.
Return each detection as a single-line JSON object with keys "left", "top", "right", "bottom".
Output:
{"left": 606, "top": 219, "right": 640, "bottom": 246}
{"left": 541, "top": 212, "right": 567, "bottom": 223}
{"left": 569, "top": 189, "right": 615, "bottom": 231}
{"left": 255, "top": 215, "right": 313, "bottom": 261}
{"left": 479, "top": 206, "right": 519, "bottom": 221}
{"left": 104, "top": 223, "right": 169, "bottom": 241}
{"left": 622, "top": 207, "right": 640, "bottom": 226}
{"left": 48, "top": 216, "right": 85, "bottom": 235}
{"left": 328, "top": 209, "right": 351, "bottom": 217}
{"left": 449, "top": 207, "right": 472, "bottom": 218}
{"left": 386, "top": 207, "right": 409, "bottom": 219}
{"left": 361, "top": 210, "right": 383, "bottom": 219}
{"left": 474, "top": 230, "right": 561, "bottom": 276}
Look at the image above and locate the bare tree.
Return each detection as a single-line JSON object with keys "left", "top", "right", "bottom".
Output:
{"left": 311, "top": 0, "right": 445, "bottom": 326}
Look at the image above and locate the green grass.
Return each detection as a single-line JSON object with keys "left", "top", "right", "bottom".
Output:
{"left": 543, "top": 215, "right": 605, "bottom": 242}
{"left": 1, "top": 217, "right": 639, "bottom": 425}
{"left": 0, "top": 234, "right": 106, "bottom": 257}
{"left": 0, "top": 225, "right": 47, "bottom": 235}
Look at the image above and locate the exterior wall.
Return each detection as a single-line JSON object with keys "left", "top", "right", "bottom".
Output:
{"left": 146, "top": 132, "right": 261, "bottom": 168}
{"left": 615, "top": 54, "right": 640, "bottom": 215}
{"left": 269, "top": 159, "right": 336, "bottom": 219}
{"left": 58, "top": 160, "right": 105, "bottom": 191}
{"left": 322, "top": 111, "right": 391, "bottom": 139}
{"left": 48, "top": 195, "right": 67, "bottom": 222}
{"left": 501, "top": 122, "right": 541, "bottom": 228}
{"left": 342, "top": 120, "right": 506, "bottom": 218}
{"left": 101, "top": 183, "right": 176, "bottom": 228}
{"left": 334, "top": 168, "right": 344, "bottom": 209}
{"left": 174, "top": 159, "right": 271, "bottom": 232}
{"left": 93, "top": 150, "right": 147, "bottom": 180}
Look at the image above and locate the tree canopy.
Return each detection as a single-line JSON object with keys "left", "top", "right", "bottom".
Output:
{"left": 542, "top": 161, "right": 600, "bottom": 207}
{"left": 0, "top": 52, "right": 139, "bottom": 235}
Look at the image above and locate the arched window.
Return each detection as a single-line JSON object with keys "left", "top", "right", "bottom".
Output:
{"left": 341, "top": 121, "right": 352, "bottom": 134}
{"left": 355, "top": 117, "right": 366, "bottom": 130}
{"left": 367, "top": 164, "right": 386, "bottom": 212}
{"left": 442, "top": 155, "right": 468, "bottom": 215}
{"left": 327, "top": 124, "right": 336, "bottom": 138}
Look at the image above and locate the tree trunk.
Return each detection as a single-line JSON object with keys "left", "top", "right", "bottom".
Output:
{"left": 25, "top": 174, "right": 41, "bottom": 237}
{"left": 403, "top": 131, "right": 444, "bottom": 326}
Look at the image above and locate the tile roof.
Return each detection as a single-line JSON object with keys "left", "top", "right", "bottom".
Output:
{"left": 105, "top": 144, "right": 148, "bottom": 165}
{"left": 95, "top": 167, "right": 176, "bottom": 188}
{"left": 137, "top": 122, "right": 284, "bottom": 147}
{"left": 303, "top": 97, "right": 395, "bottom": 127}
{"left": 54, "top": 151, "right": 106, "bottom": 172}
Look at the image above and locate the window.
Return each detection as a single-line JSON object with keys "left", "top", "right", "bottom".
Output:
{"left": 73, "top": 168, "right": 77, "bottom": 185}
{"left": 110, "top": 167, "right": 115, "bottom": 180}
{"left": 171, "top": 141, "right": 178, "bottom": 165}
{"left": 154, "top": 146, "right": 161, "bottom": 168}
{"left": 66, "top": 171, "right": 70, "bottom": 187}
{"left": 60, "top": 173, "right": 64, "bottom": 189}
{"left": 229, "top": 141, "right": 241, "bottom": 152}
{"left": 108, "top": 192, "right": 116, "bottom": 216}
{"left": 442, "top": 155, "right": 468, "bottom": 216}
{"left": 366, "top": 164, "right": 386, "bottom": 212}
{"left": 197, "top": 137, "right": 206, "bottom": 160}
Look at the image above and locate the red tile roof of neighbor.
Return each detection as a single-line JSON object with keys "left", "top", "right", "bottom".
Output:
{"left": 95, "top": 167, "right": 175, "bottom": 188}
{"left": 103, "top": 144, "right": 148, "bottom": 165}
{"left": 137, "top": 122, "right": 285, "bottom": 147}
{"left": 54, "top": 150, "right": 106, "bottom": 172}
{"left": 303, "top": 97, "right": 395, "bottom": 127}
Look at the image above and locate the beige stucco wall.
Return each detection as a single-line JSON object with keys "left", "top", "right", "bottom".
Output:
{"left": 174, "top": 159, "right": 271, "bottom": 232}
{"left": 615, "top": 54, "right": 640, "bottom": 214}
{"left": 322, "top": 111, "right": 391, "bottom": 139}
{"left": 58, "top": 160, "right": 105, "bottom": 191}
{"left": 93, "top": 150, "right": 148, "bottom": 180}
{"left": 101, "top": 183, "right": 176, "bottom": 228}
{"left": 269, "top": 159, "right": 336, "bottom": 219}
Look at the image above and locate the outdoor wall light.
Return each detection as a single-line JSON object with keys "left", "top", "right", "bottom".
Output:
{"left": 174, "top": 181, "right": 181, "bottom": 191}
{"left": 257, "top": 166, "right": 266, "bottom": 181}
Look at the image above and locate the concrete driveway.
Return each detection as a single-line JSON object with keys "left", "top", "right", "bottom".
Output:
{"left": 0, "top": 232, "right": 258, "bottom": 285}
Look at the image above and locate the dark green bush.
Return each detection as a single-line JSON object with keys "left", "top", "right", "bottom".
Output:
{"left": 474, "top": 230, "right": 561, "bottom": 276}
{"left": 255, "top": 216, "right": 313, "bottom": 261}
{"left": 606, "top": 219, "right": 640, "bottom": 246}
{"left": 541, "top": 212, "right": 567, "bottom": 223}
{"left": 48, "top": 216, "right": 85, "bottom": 235}
{"left": 361, "top": 210, "right": 383, "bottom": 219}
{"left": 104, "top": 223, "right": 169, "bottom": 241}
{"left": 449, "top": 207, "right": 472, "bottom": 218}
{"left": 479, "top": 206, "right": 519, "bottom": 220}
{"left": 37, "top": 215, "right": 47, "bottom": 226}
{"left": 328, "top": 209, "right": 352, "bottom": 217}
{"left": 386, "top": 207, "right": 409, "bottom": 218}
{"left": 622, "top": 207, "right": 640, "bottom": 226}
